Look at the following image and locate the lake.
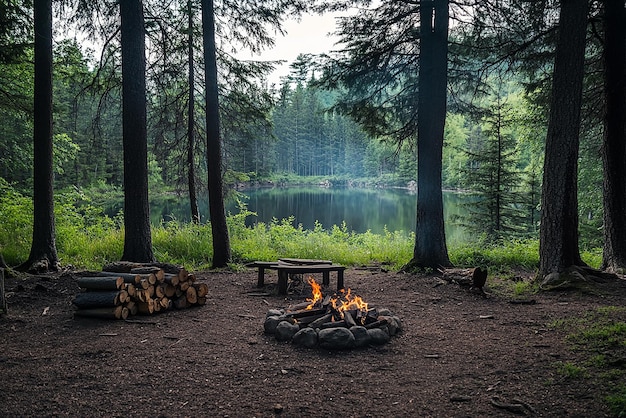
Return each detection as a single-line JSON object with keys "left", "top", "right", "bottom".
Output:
{"left": 137, "top": 187, "right": 470, "bottom": 242}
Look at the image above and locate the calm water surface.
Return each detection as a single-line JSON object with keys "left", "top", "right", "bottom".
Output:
{"left": 140, "top": 187, "right": 470, "bottom": 242}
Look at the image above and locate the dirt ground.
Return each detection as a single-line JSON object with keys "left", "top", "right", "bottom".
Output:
{"left": 1, "top": 267, "right": 626, "bottom": 417}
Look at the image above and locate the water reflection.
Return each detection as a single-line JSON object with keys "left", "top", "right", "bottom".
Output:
{"left": 105, "top": 187, "right": 470, "bottom": 241}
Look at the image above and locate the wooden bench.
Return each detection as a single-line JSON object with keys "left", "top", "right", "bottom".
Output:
{"left": 247, "top": 258, "right": 346, "bottom": 295}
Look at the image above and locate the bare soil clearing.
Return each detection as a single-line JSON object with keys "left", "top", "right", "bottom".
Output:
{"left": 1, "top": 268, "right": 625, "bottom": 417}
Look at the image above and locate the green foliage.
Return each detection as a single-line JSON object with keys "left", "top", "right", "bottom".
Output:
{"left": 605, "top": 385, "right": 626, "bottom": 418}
{"left": 442, "top": 113, "right": 470, "bottom": 189}
{"left": 555, "top": 361, "right": 588, "bottom": 379}
{"left": 0, "top": 178, "right": 33, "bottom": 263}
{"left": 53, "top": 133, "right": 80, "bottom": 175}
{"left": 0, "top": 181, "right": 608, "bottom": 275}
{"left": 227, "top": 199, "right": 414, "bottom": 269}
{"left": 449, "top": 239, "right": 540, "bottom": 271}
{"left": 552, "top": 306, "right": 626, "bottom": 416}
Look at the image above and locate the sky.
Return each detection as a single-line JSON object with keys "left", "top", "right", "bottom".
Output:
{"left": 245, "top": 12, "right": 343, "bottom": 85}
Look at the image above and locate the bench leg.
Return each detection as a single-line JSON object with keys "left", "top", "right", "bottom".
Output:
{"left": 323, "top": 271, "right": 330, "bottom": 286}
{"left": 337, "top": 270, "right": 344, "bottom": 291}
{"left": 257, "top": 267, "right": 265, "bottom": 287}
{"left": 278, "top": 270, "right": 288, "bottom": 295}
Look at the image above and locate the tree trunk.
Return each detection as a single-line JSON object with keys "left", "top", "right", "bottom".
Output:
{"left": 187, "top": 0, "right": 200, "bottom": 224}
{"left": 601, "top": 0, "right": 626, "bottom": 272}
{"left": 201, "top": 0, "right": 231, "bottom": 268}
{"left": 22, "top": 0, "right": 59, "bottom": 273}
{"left": 539, "top": 0, "right": 588, "bottom": 276}
{"left": 405, "top": 0, "right": 452, "bottom": 270}
{"left": 120, "top": 0, "right": 155, "bottom": 263}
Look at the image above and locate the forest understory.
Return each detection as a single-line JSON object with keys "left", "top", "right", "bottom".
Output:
{"left": 2, "top": 268, "right": 626, "bottom": 417}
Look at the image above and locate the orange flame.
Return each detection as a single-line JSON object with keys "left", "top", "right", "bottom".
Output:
{"left": 305, "top": 277, "right": 323, "bottom": 309}
{"left": 304, "top": 278, "right": 369, "bottom": 320}
{"left": 332, "top": 288, "right": 369, "bottom": 318}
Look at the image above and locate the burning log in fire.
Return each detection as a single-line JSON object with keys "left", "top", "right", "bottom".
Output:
{"left": 264, "top": 277, "right": 402, "bottom": 349}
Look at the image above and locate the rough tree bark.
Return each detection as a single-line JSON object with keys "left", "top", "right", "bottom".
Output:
{"left": 404, "top": 0, "right": 452, "bottom": 271}
{"left": 187, "top": 0, "right": 200, "bottom": 224}
{"left": 201, "top": 0, "right": 232, "bottom": 268}
{"left": 538, "top": 0, "right": 588, "bottom": 277}
{"left": 21, "top": 0, "right": 60, "bottom": 273}
{"left": 120, "top": 0, "right": 155, "bottom": 263}
{"left": 601, "top": 0, "right": 626, "bottom": 272}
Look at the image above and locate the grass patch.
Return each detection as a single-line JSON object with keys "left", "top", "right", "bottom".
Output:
{"left": 555, "top": 361, "right": 588, "bottom": 379}
{"left": 552, "top": 306, "right": 626, "bottom": 416}
{"left": 0, "top": 181, "right": 605, "bottom": 274}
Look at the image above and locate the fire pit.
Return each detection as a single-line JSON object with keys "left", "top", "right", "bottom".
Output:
{"left": 263, "top": 277, "right": 402, "bottom": 349}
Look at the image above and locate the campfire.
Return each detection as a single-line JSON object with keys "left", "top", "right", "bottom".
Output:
{"left": 264, "top": 277, "right": 402, "bottom": 349}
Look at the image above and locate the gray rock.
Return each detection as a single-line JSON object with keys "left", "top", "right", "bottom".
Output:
{"left": 275, "top": 321, "right": 300, "bottom": 341}
{"left": 378, "top": 315, "right": 400, "bottom": 336}
{"left": 367, "top": 327, "right": 390, "bottom": 345}
{"left": 292, "top": 327, "right": 318, "bottom": 348}
{"left": 377, "top": 308, "right": 393, "bottom": 316}
{"left": 318, "top": 327, "right": 356, "bottom": 350}
{"left": 350, "top": 326, "right": 371, "bottom": 347}
{"left": 266, "top": 309, "right": 283, "bottom": 318}
{"left": 392, "top": 316, "right": 403, "bottom": 332}
{"left": 264, "top": 316, "right": 281, "bottom": 334}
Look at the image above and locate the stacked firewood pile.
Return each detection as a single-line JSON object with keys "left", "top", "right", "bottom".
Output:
{"left": 72, "top": 262, "right": 208, "bottom": 320}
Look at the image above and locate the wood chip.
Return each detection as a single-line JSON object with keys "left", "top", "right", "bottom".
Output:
{"left": 424, "top": 354, "right": 440, "bottom": 358}
{"left": 98, "top": 333, "right": 118, "bottom": 337}
{"left": 479, "top": 315, "right": 495, "bottom": 319}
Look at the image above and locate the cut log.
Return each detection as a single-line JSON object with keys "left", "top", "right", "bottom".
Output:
{"left": 286, "top": 302, "right": 312, "bottom": 312}
{"left": 145, "top": 285, "right": 155, "bottom": 298}
{"left": 74, "top": 306, "right": 128, "bottom": 320}
{"left": 136, "top": 278, "right": 149, "bottom": 290}
{"left": 308, "top": 313, "right": 333, "bottom": 329}
{"left": 192, "top": 282, "right": 209, "bottom": 298}
{"left": 77, "top": 276, "right": 124, "bottom": 291}
{"left": 196, "top": 296, "right": 206, "bottom": 306}
{"left": 163, "top": 274, "right": 180, "bottom": 287}
{"left": 179, "top": 281, "right": 190, "bottom": 292}
{"left": 137, "top": 299, "right": 155, "bottom": 315}
{"left": 149, "top": 273, "right": 158, "bottom": 285}
{"left": 343, "top": 310, "right": 358, "bottom": 327}
{"left": 296, "top": 313, "right": 327, "bottom": 326}
{"left": 177, "top": 268, "right": 189, "bottom": 283}
{"left": 125, "top": 300, "right": 137, "bottom": 316}
{"left": 153, "top": 269, "right": 165, "bottom": 283}
{"left": 125, "top": 283, "right": 136, "bottom": 297}
{"left": 158, "top": 297, "right": 170, "bottom": 310}
{"left": 320, "top": 320, "right": 348, "bottom": 329}
{"left": 98, "top": 271, "right": 141, "bottom": 284}
{"left": 163, "top": 283, "right": 176, "bottom": 298}
{"left": 286, "top": 307, "right": 327, "bottom": 319}
{"left": 135, "top": 289, "right": 147, "bottom": 302}
{"left": 130, "top": 267, "right": 164, "bottom": 284}
{"left": 173, "top": 296, "right": 190, "bottom": 309}
{"left": 155, "top": 283, "right": 165, "bottom": 299}
{"left": 73, "top": 290, "right": 128, "bottom": 308}
{"left": 186, "top": 273, "right": 196, "bottom": 283}
{"left": 186, "top": 286, "right": 198, "bottom": 304}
